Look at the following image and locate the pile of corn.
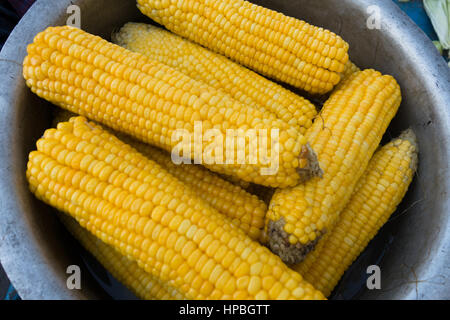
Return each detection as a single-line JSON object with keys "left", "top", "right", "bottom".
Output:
{"left": 22, "top": 0, "right": 418, "bottom": 300}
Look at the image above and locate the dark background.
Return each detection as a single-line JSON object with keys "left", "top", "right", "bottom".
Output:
{"left": 0, "top": 0, "right": 443, "bottom": 300}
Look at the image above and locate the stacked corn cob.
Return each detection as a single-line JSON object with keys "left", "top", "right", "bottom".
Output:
{"left": 137, "top": 0, "right": 349, "bottom": 94}
{"left": 266, "top": 70, "right": 402, "bottom": 264}
{"left": 27, "top": 117, "right": 325, "bottom": 300}
{"left": 23, "top": 26, "right": 319, "bottom": 188}
{"left": 52, "top": 109, "right": 267, "bottom": 240}
{"left": 338, "top": 60, "right": 360, "bottom": 87}
{"left": 294, "top": 129, "right": 418, "bottom": 296}
{"left": 21, "top": 0, "right": 419, "bottom": 301}
{"left": 112, "top": 22, "right": 317, "bottom": 134}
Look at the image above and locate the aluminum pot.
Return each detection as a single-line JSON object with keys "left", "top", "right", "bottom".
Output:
{"left": 0, "top": 0, "right": 449, "bottom": 300}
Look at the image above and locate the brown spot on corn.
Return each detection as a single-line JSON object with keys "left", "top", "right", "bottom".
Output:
{"left": 266, "top": 69, "right": 402, "bottom": 264}
{"left": 297, "top": 143, "right": 323, "bottom": 183}
{"left": 266, "top": 217, "right": 324, "bottom": 265}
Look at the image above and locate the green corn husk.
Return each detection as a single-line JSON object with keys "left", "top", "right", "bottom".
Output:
{"left": 424, "top": 0, "right": 450, "bottom": 49}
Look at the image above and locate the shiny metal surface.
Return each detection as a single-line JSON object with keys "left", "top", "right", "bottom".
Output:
{"left": 0, "top": 0, "right": 449, "bottom": 299}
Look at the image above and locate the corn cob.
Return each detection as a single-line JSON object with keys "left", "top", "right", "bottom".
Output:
{"left": 52, "top": 110, "right": 265, "bottom": 239}
{"left": 112, "top": 22, "right": 317, "bottom": 133}
{"left": 52, "top": 109, "right": 267, "bottom": 240}
{"left": 27, "top": 116, "right": 325, "bottom": 300}
{"left": 266, "top": 69, "right": 402, "bottom": 264}
{"left": 294, "top": 129, "right": 418, "bottom": 296}
{"left": 136, "top": 0, "right": 349, "bottom": 94}
{"left": 23, "top": 25, "right": 318, "bottom": 188}
{"left": 60, "top": 213, "right": 185, "bottom": 300}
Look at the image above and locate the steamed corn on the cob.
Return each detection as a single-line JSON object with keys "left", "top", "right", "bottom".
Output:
{"left": 52, "top": 109, "right": 267, "bottom": 240}
{"left": 136, "top": 0, "right": 349, "bottom": 94}
{"left": 112, "top": 22, "right": 317, "bottom": 133}
{"left": 23, "top": 25, "right": 318, "bottom": 188}
{"left": 266, "top": 69, "right": 401, "bottom": 264}
{"left": 294, "top": 129, "right": 418, "bottom": 296}
{"left": 27, "top": 116, "right": 325, "bottom": 300}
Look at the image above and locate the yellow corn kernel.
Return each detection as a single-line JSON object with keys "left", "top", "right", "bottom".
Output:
{"left": 136, "top": 0, "right": 349, "bottom": 94}
{"left": 266, "top": 69, "right": 402, "bottom": 264}
{"left": 112, "top": 22, "right": 317, "bottom": 133}
{"left": 60, "top": 214, "right": 185, "bottom": 299}
{"left": 26, "top": 116, "right": 325, "bottom": 300}
{"left": 23, "top": 25, "right": 316, "bottom": 188}
{"left": 294, "top": 129, "right": 418, "bottom": 296}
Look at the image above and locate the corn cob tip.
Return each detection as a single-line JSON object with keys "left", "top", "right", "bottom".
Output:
{"left": 266, "top": 217, "right": 324, "bottom": 265}
{"left": 397, "top": 128, "right": 419, "bottom": 172}
{"left": 297, "top": 143, "right": 323, "bottom": 183}
{"left": 398, "top": 128, "right": 418, "bottom": 150}
{"left": 109, "top": 23, "right": 131, "bottom": 50}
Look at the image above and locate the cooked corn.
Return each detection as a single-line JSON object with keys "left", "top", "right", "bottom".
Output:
{"left": 52, "top": 109, "right": 267, "bottom": 240}
{"left": 136, "top": 0, "right": 349, "bottom": 94}
{"left": 27, "top": 116, "right": 325, "bottom": 300}
{"left": 23, "top": 25, "right": 317, "bottom": 188}
{"left": 266, "top": 69, "right": 401, "bottom": 264}
{"left": 294, "top": 129, "right": 418, "bottom": 296}
{"left": 113, "top": 22, "right": 317, "bottom": 133}
{"left": 60, "top": 213, "right": 185, "bottom": 300}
